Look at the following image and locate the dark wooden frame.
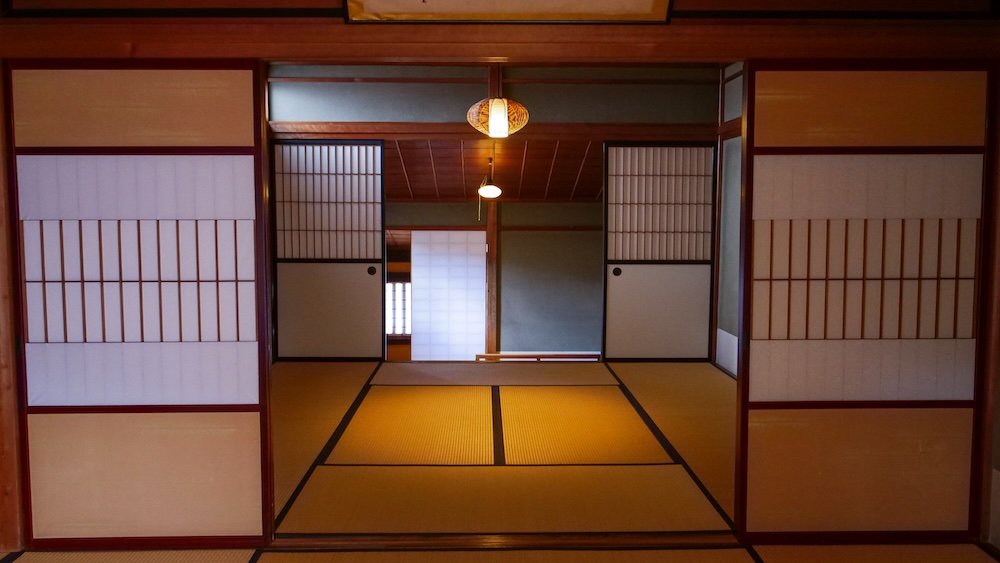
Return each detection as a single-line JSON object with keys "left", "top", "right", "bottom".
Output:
{"left": 0, "top": 0, "right": 345, "bottom": 18}
{"left": 2, "top": 58, "right": 273, "bottom": 549}
{"left": 269, "top": 139, "right": 386, "bottom": 364}
{"left": 735, "top": 59, "right": 997, "bottom": 545}
{"left": 602, "top": 140, "right": 719, "bottom": 363}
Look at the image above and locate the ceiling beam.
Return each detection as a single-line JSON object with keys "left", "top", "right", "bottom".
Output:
{"left": 270, "top": 122, "right": 720, "bottom": 142}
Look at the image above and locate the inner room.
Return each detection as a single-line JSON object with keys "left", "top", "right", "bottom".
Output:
{"left": 267, "top": 63, "right": 743, "bottom": 542}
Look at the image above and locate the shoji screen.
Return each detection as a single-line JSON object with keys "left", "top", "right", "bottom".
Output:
{"left": 10, "top": 66, "right": 264, "bottom": 542}
{"left": 410, "top": 230, "right": 487, "bottom": 361}
{"left": 274, "top": 142, "right": 383, "bottom": 359}
{"left": 742, "top": 68, "right": 988, "bottom": 536}
{"left": 605, "top": 145, "right": 714, "bottom": 359}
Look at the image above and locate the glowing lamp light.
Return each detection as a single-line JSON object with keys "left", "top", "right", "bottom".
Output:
{"left": 477, "top": 183, "right": 502, "bottom": 199}
{"left": 467, "top": 97, "right": 529, "bottom": 139}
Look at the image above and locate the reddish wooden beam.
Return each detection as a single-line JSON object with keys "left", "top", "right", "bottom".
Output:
{"left": 486, "top": 201, "right": 498, "bottom": 354}
{"left": 270, "top": 122, "right": 720, "bottom": 142}
{"left": 0, "top": 21, "right": 997, "bottom": 61}
{"left": 0, "top": 61, "right": 24, "bottom": 552}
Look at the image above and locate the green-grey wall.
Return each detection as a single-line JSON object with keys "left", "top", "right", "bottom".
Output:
{"left": 385, "top": 202, "right": 483, "bottom": 227}
{"left": 499, "top": 203, "right": 603, "bottom": 352}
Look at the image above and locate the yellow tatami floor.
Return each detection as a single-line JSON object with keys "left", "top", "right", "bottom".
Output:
{"left": 273, "top": 361, "right": 730, "bottom": 537}
{"left": 6, "top": 362, "right": 996, "bottom": 562}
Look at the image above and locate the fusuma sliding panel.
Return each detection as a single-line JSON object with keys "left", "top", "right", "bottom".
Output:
{"left": 273, "top": 142, "right": 384, "bottom": 359}
{"left": 12, "top": 70, "right": 254, "bottom": 147}
{"left": 10, "top": 65, "right": 263, "bottom": 542}
{"left": 743, "top": 67, "right": 988, "bottom": 538}
{"left": 605, "top": 145, "right": 714, "bottom": 359}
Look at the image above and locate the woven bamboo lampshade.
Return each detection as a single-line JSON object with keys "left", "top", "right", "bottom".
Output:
{"left": 466, "top": 97, "right": 529, "bottom": 138}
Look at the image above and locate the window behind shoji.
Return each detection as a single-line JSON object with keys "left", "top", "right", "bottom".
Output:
{"left": 604, "top": 145, "right": 715, "bottom": 359}
{"left": 273, "top": 142, "right": 385, "bottom": 359}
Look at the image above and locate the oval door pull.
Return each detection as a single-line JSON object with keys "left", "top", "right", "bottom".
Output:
{"left": 367, "top": 266, "right": 377, "bottom": 275}
{"left": 612, "top": 267, "right": 622, "bottom": 276}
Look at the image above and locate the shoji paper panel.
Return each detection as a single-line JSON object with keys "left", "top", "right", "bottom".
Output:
{"left": 274, "top": 144, "right": 382, "bottom": 260}
{"left": 754, "top": 71, "right": 987, "bottom": 147}
{"left": 749, "top": 339, "right": 976, "bottom": 401}
{"left": 21, "top": 219, "right": 256, "bottom": 345}
{"left": 746, "top": 408, "right": 972, "bottom": 531}
{"left": 28, "top": 412, "right": 262, "bottom": 537}
{"left": 752, "top": 155, "right": 983, "bottom": 220}
{"left": 26, "top": 342, "right": 259, "bottom": 406}
{"left": 16, "top": 155, "right": 256, "bottom": 220}
{"left": 411, "top": 231, "right": 486, "bottom": 361}
{"left": 607, "top": 146, "right": 714, "bottom": 262}
{"left": 276, "top": 262, "right": 383, "bottom": 358}
{"left": 12, "top": 70, "right": 254, "bottom": 147}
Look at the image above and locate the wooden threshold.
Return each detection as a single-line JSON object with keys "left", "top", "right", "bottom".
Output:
{"left": 270, "top": 530, "right": 739, "bottom": 550}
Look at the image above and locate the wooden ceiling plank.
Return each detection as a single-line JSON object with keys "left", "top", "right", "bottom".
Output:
{"left": 394, "top": 139, "right": 415, "bottom": 200}
{"left": 543, "top": 140, "right": 560, "bottom": 201}
{"left": 569, "top": 140, "right": 592, "bottom": 201}
{"left": 427, "top": 139, "right": 441, "bottom": 201}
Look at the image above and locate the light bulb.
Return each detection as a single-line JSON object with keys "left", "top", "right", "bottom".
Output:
{"left": 487, "top": 98, "right": 509, "bottom": 138}
{"left": 478, "top": 183, "right": 502, "bottom": 198}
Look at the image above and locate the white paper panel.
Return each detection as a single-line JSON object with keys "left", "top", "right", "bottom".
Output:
{"left": 753, "top": 154, "right": 983, "bottom": 220}
{"left": 277, "top": 262, "right": 383, "bottom": 358}
{"left": 16, "top": 155, "right": 255, "bottom": 220}
{"left": 605, "top": 264, "right": 711, "bottom": 358}
{"left": 749, "top": 339, "right": 977, "bottom": 402}
{"left": 25, "top": 342, "right": 259, "bottom": 406}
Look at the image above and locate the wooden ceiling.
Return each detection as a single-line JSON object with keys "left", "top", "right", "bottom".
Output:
{"left": 383, "top": 138, "right": 604, "bottom": 203}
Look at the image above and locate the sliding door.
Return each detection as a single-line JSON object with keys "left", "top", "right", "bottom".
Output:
{"left": 604, "top": 145, "right": 715, "bottom": 360}
{"left": 274, "top": 142, "right": 384, "bottom": 360}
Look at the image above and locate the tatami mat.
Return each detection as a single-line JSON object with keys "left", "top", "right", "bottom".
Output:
{"left": 755, "top": 544, "right": 997, "bottom": 563}
{"left": 270, "top": 362, "right": 376, "bottom": 511}
{"left": 373, "top": 362, "right": 616, "bottom": 386}
{"left": 13, "top": 551, "right": 252, "bottom": 563}
{"left": 327, "top": 386, "right": 493, "bottom": 465}
{"left": 256, "top": 549, "right": 754, "bottom": 562}
{"left": 612, "top": 363, "right": 736, "bottom": 519}
{"left": 277, "top": 465, "right": 729, "bottom": 534}
{"left": 501, "top": 386, "right": 672, "bottom": 465}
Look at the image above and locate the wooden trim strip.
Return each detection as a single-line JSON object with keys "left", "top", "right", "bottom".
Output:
{"left": 748, "top": 400, "right": 974, "bottom": 410}
{"left": 971, "top": 64, "right": 999, "bottom": 541}
{"left": 28, "top": 535, "right": 266, "bottom": 551}
{"left": 5, "top": 59, "right": 259, "bottom": 71}
{"left": 752, "top": 146, "right": 986, "bottom": 155}
{"left": 2, "top": 7, "right": 344, "bottom": 18}
{"left": 14, "top": 146, "right": 255, "bottom": 156}
{"left": 268, "top": 76, "right": 484, "bottom": 84}
{"left": 26, "top": 404, "right": 262, "bottom": 414}
{"left": 267, "top": 531, "right": 740, "bottom": 550}
{"left": 734, "top": 62, "right": 756, "bottom": 539}
{"left": 741, "top": 530, "right": 973, "bottom": 545}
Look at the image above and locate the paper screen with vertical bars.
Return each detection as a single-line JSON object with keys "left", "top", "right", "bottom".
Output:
{"left": 273, "top": 143, "right": 382, "bottom": 260}
{"left": 607, "top": 146, "right": 714, "bottom": 262}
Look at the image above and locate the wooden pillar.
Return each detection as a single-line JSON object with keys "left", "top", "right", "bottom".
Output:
{"left": 0, "top": 61, "right": 24, "bottom": 551}
{"left": 978, "top": 66, "right": 1000, "bottom": 541}
{"left": 486, "top": 200, "right": 499, "bottom": 354}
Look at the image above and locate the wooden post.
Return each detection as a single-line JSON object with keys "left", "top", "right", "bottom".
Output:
{"left": 486, "top": 200, "right": 498, "bottom": 354}
{"left": 0, "top": 61, "right": 24, "bottom": 552}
